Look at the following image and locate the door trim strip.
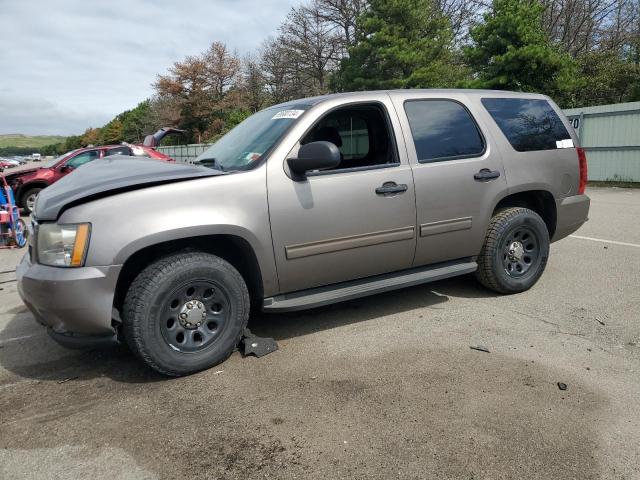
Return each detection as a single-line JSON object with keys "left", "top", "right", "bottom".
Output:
{"left": 420, "top": 217, "right": 472, "bottom": 237}
{"left": 285, "top": 226, "right": 415, "bottom": 260}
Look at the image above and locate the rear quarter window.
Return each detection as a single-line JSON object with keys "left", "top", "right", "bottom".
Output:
{"left": 481, "top": 98, "right": 572, "bottom": 152}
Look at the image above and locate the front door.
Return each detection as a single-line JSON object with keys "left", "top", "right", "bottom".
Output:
{"left": 267, "top": 95, "right": 417, "bottom": 294}
{"left": 389, "top": 93, "right": 509, "bottom": 267}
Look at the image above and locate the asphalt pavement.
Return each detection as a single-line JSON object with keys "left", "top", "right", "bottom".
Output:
{"left": 0, "top": 186, "right": 638, "bottom": 480}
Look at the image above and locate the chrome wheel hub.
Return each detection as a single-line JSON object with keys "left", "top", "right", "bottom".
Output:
{"left": 178, "top": 300, "right": 206, "bottom": 329}
{"left": 508, "top": 241, "right": 525, "bottom": 262}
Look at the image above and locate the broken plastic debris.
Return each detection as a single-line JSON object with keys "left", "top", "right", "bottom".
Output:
{"left": 240, "top": 328, "right": 278, "bottom": 358}
{"left": 470, "top": 345, "right": 490, "bottom": 353}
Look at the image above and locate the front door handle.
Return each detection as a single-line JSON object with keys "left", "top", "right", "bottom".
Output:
{"left": 376, "top": 182, "right": 408, "bottom": 195}
{"left": 474, "top": 168, "right": 501, "bottom": 181}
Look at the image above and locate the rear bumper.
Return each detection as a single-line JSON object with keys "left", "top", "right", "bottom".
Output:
{"left": 553, "top": 194, "right": 590, "bottom": 242}
{"left": 16, "top": 252, "right": 122, "bottom": 344}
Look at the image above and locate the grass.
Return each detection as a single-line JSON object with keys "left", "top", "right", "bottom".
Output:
{"left": 0, "top": 134, "right": 66, "bottom": 149}
{"left": 588, "top": 181, "right": 640, "bottom": 189}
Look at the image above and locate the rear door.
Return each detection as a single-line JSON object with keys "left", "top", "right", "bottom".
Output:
{"left": 390, "top": 92, "right": 509, "bottom": 267}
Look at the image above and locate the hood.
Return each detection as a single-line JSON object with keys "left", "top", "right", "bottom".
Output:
{"left": 34, "top": 156, "right": 223, "bottom": 221}
{"left": 5, "top": 167, "right": 40, "bottom": 181}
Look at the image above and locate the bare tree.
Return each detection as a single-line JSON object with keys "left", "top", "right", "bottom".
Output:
{"left": 241, "top": 55, "right": 267, "bottom": 112}
{"left": 540, "top": 0, "right": 639, "bottom": 57}
{"left": 202, "top": 42, "right": 242, "bottom": 98}
{"left": 260, "top": 36, "right": 301, "bottom": 104}
{"left": 280, "top": 2, "right": 342, "bottom": 95}
{"left": 316, "top": 0, "right": 368, "bottom": 51}
{"left": 434, "top": 0, "right": 486, "bottom": 45}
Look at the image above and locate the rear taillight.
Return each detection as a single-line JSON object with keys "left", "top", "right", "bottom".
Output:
{"left": 577, "top": 147, "right": 588, "bottom": 194}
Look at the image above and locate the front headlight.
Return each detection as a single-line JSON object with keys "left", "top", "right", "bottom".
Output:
{"left": 37, "top": 223, "right": 91, "bottom": 267}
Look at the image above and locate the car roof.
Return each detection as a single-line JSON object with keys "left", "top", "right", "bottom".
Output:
{"left": 270, "top": 89, "right": 549, "bottom": 110}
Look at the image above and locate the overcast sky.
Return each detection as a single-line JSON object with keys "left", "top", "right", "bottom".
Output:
{"left": 0, "top": 0, "right": 297, "bottom": 136}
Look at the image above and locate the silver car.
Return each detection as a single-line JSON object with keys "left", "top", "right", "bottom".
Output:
{"left": 17, "top": 89, "right": 590, "bottom": 376}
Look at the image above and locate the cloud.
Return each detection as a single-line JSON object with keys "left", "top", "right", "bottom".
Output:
{"left": 0, "top": 0, "right": 297, "bottom": 135}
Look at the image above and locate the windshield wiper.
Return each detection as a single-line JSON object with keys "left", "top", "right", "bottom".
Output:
{"left": 195, "top": 157, "right": 226, "bottom": 172}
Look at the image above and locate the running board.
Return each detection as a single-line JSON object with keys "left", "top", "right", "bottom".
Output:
{"left": 262, "top": 258, "right": 477, "bottom": 312}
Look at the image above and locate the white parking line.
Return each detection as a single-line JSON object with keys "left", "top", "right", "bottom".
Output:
{"left": 570, "top": 235, "right": 640, "bottom": 248}
{"left": 0, "top": 334, "right": 41, "bottom": 346}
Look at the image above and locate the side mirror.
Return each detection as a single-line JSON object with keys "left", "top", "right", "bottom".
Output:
{"left": 287, "top": 141, "right": 341, "bottom": 178}
{"left": 60, "top": 165, "right": 74, "bottom": 173}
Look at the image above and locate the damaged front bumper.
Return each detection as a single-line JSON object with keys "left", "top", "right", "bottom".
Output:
{"left": 16, "top": 251, "right": 122, "bottom": 348}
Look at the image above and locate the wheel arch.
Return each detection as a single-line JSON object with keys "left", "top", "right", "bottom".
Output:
{"left": 492, "top": 189, "right": 557, "bottom": 238}
{"left": 112, "top": 234, "right": 265, "bottom": 323}
{"left": 17, "top": 182, "right": 48, "bottom": 206}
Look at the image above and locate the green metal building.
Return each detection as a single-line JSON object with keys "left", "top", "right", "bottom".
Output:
{"left": 564, "top": 102, "right": 640, "bottom": 182}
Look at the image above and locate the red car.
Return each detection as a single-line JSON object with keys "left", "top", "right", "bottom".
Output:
{"left": 6, "top": 128, "right": 182, "bottom": 213}
{"left": 0, "top": 160, "right": 16, "bottom": 169}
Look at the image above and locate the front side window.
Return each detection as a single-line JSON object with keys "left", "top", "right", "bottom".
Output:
{"left": 404, "top": 100, "right": 485, "bottom": 163}
{"left": 196, "top": 105, "right": 310, "bottom": 171}
{"left": 65, "top": 150, "right": 99, "bottom": 169}
{"left": 481, "top": 98, "right": 571, "bottom": 152}
{"left": 45, "top": 149, "right": 80, "bottom": 168}
{"left": 301, "top": 104, "right": 398, "bottom": 171}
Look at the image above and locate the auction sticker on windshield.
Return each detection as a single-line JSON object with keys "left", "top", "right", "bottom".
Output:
{"left": 272, "top": 110, "right": 305, "bottom": 120}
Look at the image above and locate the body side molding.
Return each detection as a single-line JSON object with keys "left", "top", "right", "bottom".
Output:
{"left": 420, "top": 217, "right": 472, "bottom": 237}
{"left": 285, "top": 226, "right": 415, "bottom": 260}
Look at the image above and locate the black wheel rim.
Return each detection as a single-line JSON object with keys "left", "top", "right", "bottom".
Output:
{"left": 500, "top": 225, "right": 540, "bottom": 278}
{"left": 160, "top": 280, "right": 231, "bottom": 353}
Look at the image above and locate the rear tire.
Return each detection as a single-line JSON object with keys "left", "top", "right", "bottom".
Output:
{"left": 123, "top": 252, "right": 250, "bottom": 376}
{"left": 475, "top": 207, "right": 549, "bottom": 294}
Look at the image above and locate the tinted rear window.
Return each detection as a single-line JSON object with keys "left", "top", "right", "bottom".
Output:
{"left": 481, "top": 98, "right": 571, "bottom": 152}
{"left": 404, "top": 100, "right": 485, "bottom": 162}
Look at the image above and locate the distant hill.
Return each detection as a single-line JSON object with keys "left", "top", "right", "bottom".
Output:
{"left": 0, "top": 134, "right": 67, "bottom": 149}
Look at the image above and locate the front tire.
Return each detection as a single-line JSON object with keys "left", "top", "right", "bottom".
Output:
{"left": 21, "top": 187, "right": 42, "bottom": 214}
{"left": 123, "top": 252, "right": 250, "bottom": 376}
{"left": 476, "top": 207, "right": 550, "bottom": 294}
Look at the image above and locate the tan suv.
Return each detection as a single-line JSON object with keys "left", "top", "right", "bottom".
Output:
{"left": 17, "top": 89, "right": 590, "bottom": 376}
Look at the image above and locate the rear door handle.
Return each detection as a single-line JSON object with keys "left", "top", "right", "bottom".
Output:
{"left": 474, "top": 168, "right": 501, "bottom": 181}
{"left": 376, "top": 182, "right": 408, "bottom": 195}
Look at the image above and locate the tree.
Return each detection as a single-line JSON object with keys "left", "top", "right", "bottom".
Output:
{"left": 120, "top": 100, "right": 157, "bottom": 143}
{"left": 154, "top": 41, "right": 241, "bottom": 142}
{"left": 242, "top": 56, "right": 267, "bottom": 112}
{"left": 280, "top": 1, "right": 341, "bottom": 95}
{"left": 574, "top": 50, "right": 640, "bottom": 105}
{"left": 336, "top": 0, "right": 462, "bottom": 91}
{"left": 435, "top": 0, "right": 486, "bottom": 46}
{"left": 316, "top": 0, "right": 368, "bottom": 51}
{"left": 464, "top": 0, "right": 578, "bottom": 103}
{"left": 260, "top": 36, "right": 302, "bottom": 104}
{"left": 81, "top": 127, "right": 100, "bottom": 146}
{"left": 98, "top": 118, "right": 123, "bottom": 145}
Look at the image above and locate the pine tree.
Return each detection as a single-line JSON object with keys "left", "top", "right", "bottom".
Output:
{"left": 464, "top": 0, "right": 577, "bottom": 103}
{"left": 337, "top": 0, "right": 463, "bottom": 90}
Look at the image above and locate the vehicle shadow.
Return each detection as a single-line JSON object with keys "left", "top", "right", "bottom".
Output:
{"left": 0, "top": 275, "right": 498, "bottom": 384}
{"left": 248, "top": 274, "right": 500, "bottom": 341}
{"left": 0, "top": 307, "right": 164, "bottom": 385}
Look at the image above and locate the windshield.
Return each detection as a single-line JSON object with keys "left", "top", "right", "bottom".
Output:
{"left": 43, "top": 149, "right": 79, "bottom": 168}
{"left": 195, "top": 106, "right": 309, "bottom": 171}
